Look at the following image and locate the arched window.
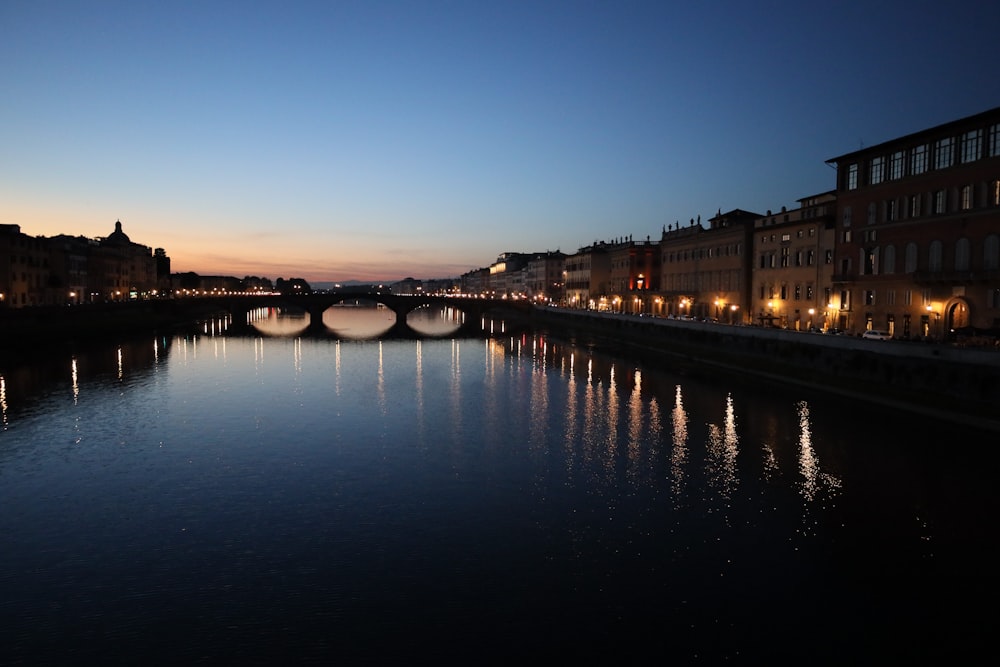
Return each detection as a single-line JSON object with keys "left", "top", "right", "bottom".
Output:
{"left": 929, "top": 240, "right": 943, "bottom": 272}
{"left": 955, "top": 238, "right": 971, "bottom": 271}
{"left": 904, "top": 242, "right": 918, "bottom": 273}
{"left": 884, "top": 245, "right": 896, "bottom": 274}
{"left": 985, "top": 234, "right": 1000, "bottom": 270}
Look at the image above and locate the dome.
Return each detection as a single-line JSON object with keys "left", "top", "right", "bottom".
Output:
{"left": 107, "top": 219, "right": 131, "bottom": 244}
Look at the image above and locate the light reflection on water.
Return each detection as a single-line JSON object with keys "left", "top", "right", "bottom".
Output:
{"left": 0, "top": 325, "right": 996, "bottom": 663}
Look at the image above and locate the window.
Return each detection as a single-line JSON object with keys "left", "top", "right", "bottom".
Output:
{"left": 904, "top": 289, "right": 912, "bottom": 306}
{"left": 960, "top": 185, "right": 973, "bottom": 210}
{"left": 825, "top": 249, "right": 833, "bottom": 264}
{"left": 993, "top": 180, "right": 1000, "bottom": 206}
{"left": 991, "top": 124, "right": 1000, "bottom": 157}
{"left": 843, "top": 206, "right": 852, "bottom": 227}
{"left": 890, "top": 150, "right": 905, "bottom": 179}
{"left": 934, "top": 190, "right": 947, "bottom": 214}
{"left": 961, "top": 129, "right": 982, "bottom": 163}
{"left": 781, "top": 233, "right": 791, "bottom": 242}
{"left": 780, "top": 247, "right": 789, "bottom": 267}
{"left": 863, "top": 246, "right": 879, "bottom": 275}
{"left": 780, "top": 285, "right": 787, "bottom": 299}
{"left": 986, "top": 235, "right": 1000, "bottom": 270}
{"left": 841, "top": 290, "right": 852, "bottom": 310}
{"left": 885, "top": 199, "right": 896, "bottom": 221}
{"left": 869, "top": 156, "right": 885, "bottom": 185}
{"left": 911, "top": 144, "right": 929, "bottom": 174}
{"left": 843, "top": 230, "right": 852, "bottom": 243}
{"left": 929, "top": 240, "right": 943, "bottom": 272}
{"left": 806, "top": 285, "right": 813, "bottom": 300}
{"left": 867, "top": 202, "right": 876, "bottom": 225}
{"left": 905, "top": 242, "right": 918, "bottom": 273}
{"left": 795, "top": 251, "right": 803, "bottom": 267}
{"left": 884, "top": 245, "right": 896, "bottom": 274}
{"left": 864, "top": 230, "right": 877, "bottom": 242}
{"left": 794, "top": 284, "right": 801, "bottom": 300}
{"left": 865, "top": 290, "right": 875, "bottom": 306}
{"left": 955, "top": 238, "right": 971, "bottom": 271}
{"left": 807, "top": 249, "right": 815, "bottom": 266}
{"left": 909, "top": 194, "right": 922, "bottom": 218}
{"left": 934, "top": 137, "right": 954, "bottom": 169}
{"left": 847, "top": 163, "right": 858, "bottom": 190}
{"left": 887, "top": 290, "right": 896, "bottom": 306}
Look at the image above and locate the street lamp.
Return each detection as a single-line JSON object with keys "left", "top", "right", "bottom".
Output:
{"left": 729, "top": 303, "right": 738, "bottom": 325}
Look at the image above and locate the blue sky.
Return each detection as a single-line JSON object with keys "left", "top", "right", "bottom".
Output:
{"left": 2, "top": 0, "right": 998, "bottom": 283}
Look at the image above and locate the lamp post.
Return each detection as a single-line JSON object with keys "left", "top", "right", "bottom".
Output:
{"left": 730, "top": 303, "right": 738, "bottom": 325}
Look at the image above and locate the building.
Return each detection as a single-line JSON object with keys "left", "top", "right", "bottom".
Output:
{"left": 487, "top": 252, "right": 530, "bottom": 298}
{"left": 659, "top": 211, "right": 758, "bottom": 321}
{"left": 826, "top": 106, "right": 1000, "bottom": 337}
{"left": 1, "top": 224, "right": 56, "bottom": 307}
{"left": 524, "top": 251, "right": 566, "bottom": 304}
{"left": 752, "top": 193, "right": 837, "bottom": 330}
{"left": 94, "top": 220, "right": 160, "bottom": 301}
{"left": 605, "top": 237, "right": 660, "bottom": 314}
{"left": 563, "top": 243, "right": 611, "bottom": 309}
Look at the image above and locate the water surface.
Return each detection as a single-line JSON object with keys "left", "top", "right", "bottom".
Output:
{"left": 0, "top": 314, "right": 995, "bottom": 663}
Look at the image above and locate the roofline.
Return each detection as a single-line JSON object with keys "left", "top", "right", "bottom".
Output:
{"left": 824, "top": 105, "right": 1000, "bottom": 165}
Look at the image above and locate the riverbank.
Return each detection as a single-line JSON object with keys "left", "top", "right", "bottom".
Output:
{"left": 528, "top": 306, "right": 1000, "bottom": 432}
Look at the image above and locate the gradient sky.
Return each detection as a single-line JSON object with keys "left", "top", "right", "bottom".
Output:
{"left": 3, "top": 1, "right": 999, "bottom": 283}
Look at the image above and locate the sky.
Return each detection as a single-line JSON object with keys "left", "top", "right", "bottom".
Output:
{"left": 2, "top": 1, "right": 999, "bottom": 284}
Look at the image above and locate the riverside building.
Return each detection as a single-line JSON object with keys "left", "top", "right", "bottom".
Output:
{"left": 752, "top": 193, "right": 837, "bottom": 330}
{"left": 826, "top": 106, "right": 1000, "bottom": 337}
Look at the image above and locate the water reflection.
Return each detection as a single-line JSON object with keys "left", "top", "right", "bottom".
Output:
{"left": 251, "top": 307, "right": 310, "bottom": 336}
{"left": 796, "top": 400, "right": 841, "bottom": 503}
{"left": 706, "top": 394, "right": 739, "bottom": 500}
{"left": 323, "top": 302, "right": 395, "bottom": 338}
{"left": 407, "top": 305, "right": 462, "bottom": 336}
{"left": 71, "top": 358, "right": 79, "bottom": 404}
{"left": 671, "top": 385, "right": 689, "bottom": 498}
{"left": 0, "top": 376, "right": 7, "bottom": 429}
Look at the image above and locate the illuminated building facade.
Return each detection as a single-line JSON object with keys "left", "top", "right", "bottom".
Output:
{"left": 752, "top": 193, "right": 837, "bottom": 329}
{"left": 563, "top": 243, "right": 610, "bottom": 310}
{"left": 659, "top": 210, "right": 757, "bottom": 321}
{"left": 826, "top": 106, "right": 1000, "bottom": 337}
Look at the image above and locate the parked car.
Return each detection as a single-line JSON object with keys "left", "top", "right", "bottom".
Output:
{"left": 862, "top": 329, "right": 891, "bottom": 341}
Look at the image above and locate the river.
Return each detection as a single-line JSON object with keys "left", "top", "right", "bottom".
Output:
{"left": 0, "top": 306, "right": 996, "bottom": 664}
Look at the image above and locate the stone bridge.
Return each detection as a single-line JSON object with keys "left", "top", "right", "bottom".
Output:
{"left": 197, "top": 291, "right": 529, "bottom": 338}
